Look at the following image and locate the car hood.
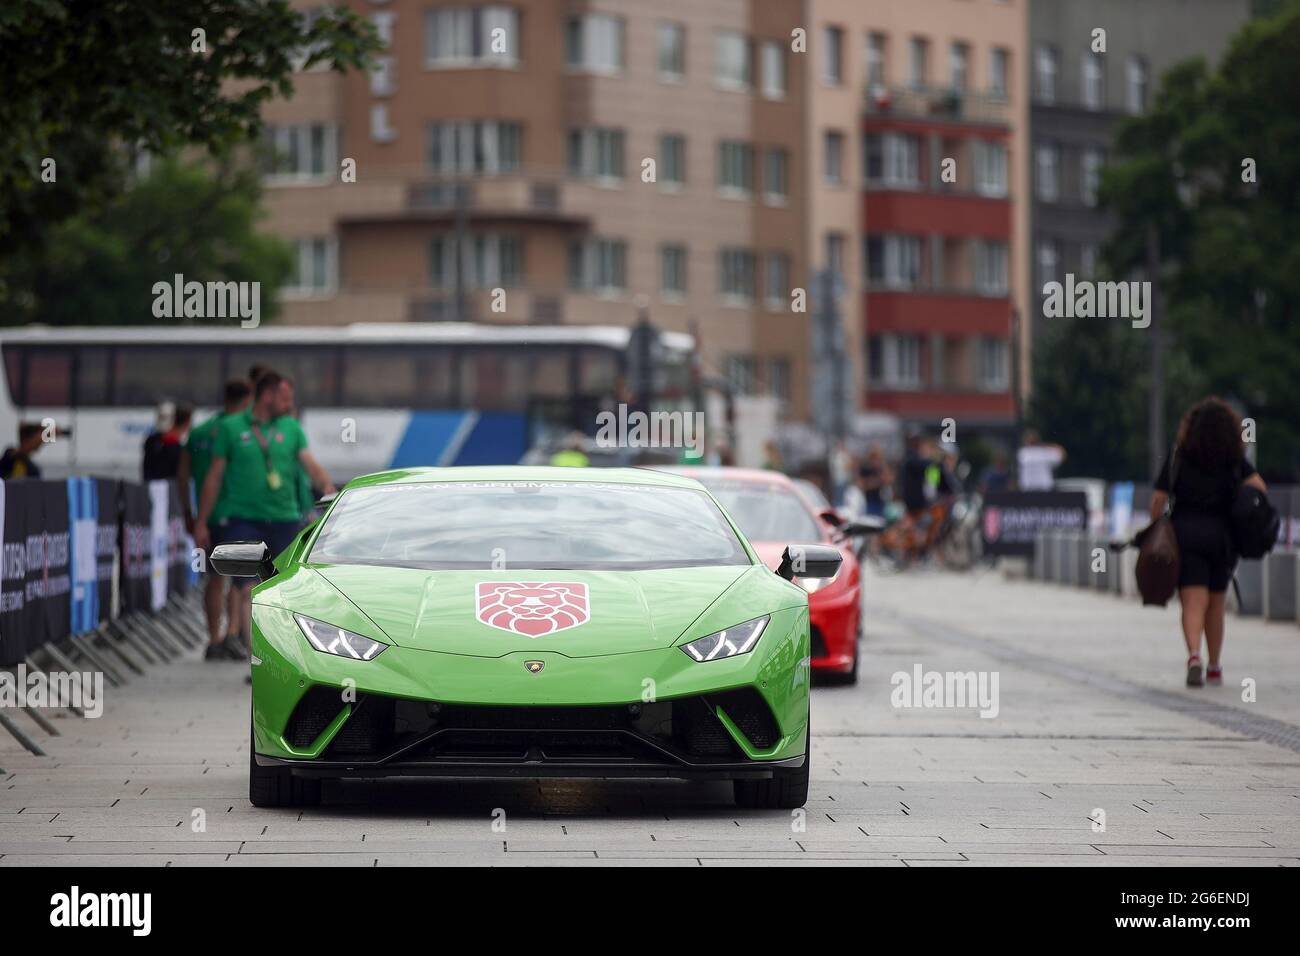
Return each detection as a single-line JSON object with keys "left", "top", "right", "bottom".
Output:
{"left": 311, "top": 564, "right": 754, "bottom": 658}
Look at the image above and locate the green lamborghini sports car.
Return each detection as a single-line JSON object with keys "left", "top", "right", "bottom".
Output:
{"left": 211, "top": 466, "right": 842, "bottom": 809}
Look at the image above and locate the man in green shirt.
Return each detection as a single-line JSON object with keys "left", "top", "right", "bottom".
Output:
{"left": 179, "top": 379, "right": 252, "bottom": 658}
{"left": 194, "top": 371, "right": 335, "bottom": 657}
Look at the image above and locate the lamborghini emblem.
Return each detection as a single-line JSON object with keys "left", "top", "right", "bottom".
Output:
{"left": 524, "top": 660, "right": 545, "bottom": 674}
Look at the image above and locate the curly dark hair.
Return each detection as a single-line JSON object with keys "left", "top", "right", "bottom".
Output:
{"left": 1176, "top": 397, "right": 1244, "bottom": 469}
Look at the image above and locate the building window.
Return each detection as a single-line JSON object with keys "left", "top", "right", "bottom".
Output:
{"left": 715, "top": 31, "right": 752, "bottom": 89}
{"left": 568, "top": 127, "right": 625, "bottom": 181}
{"left": 1036, "top": 238, "right": 1061, "bottom": 291}
{"left": 659, "top": 134, "right": 686, "bottom": 187}
{"left": 909, "top": 36, "right": 929, "bottom": 89}
{"left": 973, "top": 140, "right": 1008, "bottom": 197}
{"left": 767, "top": 357, "right": 790, "bottom": 403}
{"left": 866, "top": 32, "right": 887, "bottom": 88}
{"left": 724, "top": 355, "right": 756, "bottom": 395}
{"left": 717, "top": 140, "right": 754, "bottom": 195}
{"left": 974, "top": 240, "right": 1009, "bottom": 295}
{"left": 261, "top": 124, "right": 337, "bottom": 179}
{"left": 1081, "top": 148, "right": 1104, "bottom": 206}
{"left": 990, "top": 47, "right": 1009, "bottom": 98}
{"left": 719, "top": 248, "right": 756, "bottom": 302}
{"left": 566, "top": 13, "right": 624, "bottom": 73}
{"left": 949, "top": 41, "right": 969, "bottom": 92}
{"left": 286, "top": 237, "right": 337, "bottom": 294}
{"left": 370, "top": 56, "right": 397, "bottom": 96}
{"left": 763, "top": 148, "right": 788, "bottom": 203}
{"left": 823, "top": 26, "right": 844, "bottom": 85}
{"left": 424, "top": 6, "right": 519, "bottom": 67}
{"left": 1035, "top": 45, "right": 1058, "bottom": 103}
{"left": 427, "top": 121, "right": 522, "bottom": 175}
{"left": 765, "top": 252, "right": 790, "bottom": 309}
{"left": 826, "top": 232, "right": 846, "bottom": 281}
{"left": 977, "top": 338, "right": 1009, "bottom": 391}
{"left": 760, "top": 40, "right": 786, "bottom": 98}
{"left": 657, "top": 22, "right": 685, "bottom": 80}
{"left": 661, "top": 244, "right": 687, "bottom": 296}
{"left": 869, "top": 335, "right": 922, "bottom": 389}
{"left": 1080, "top": 242, "right": 1100, "bottom": 277}
{"left": 865, "top": 132, "right": 920, "bottom": 187}
{"left": 1126, "top": 56, "right": 1148, "bottom": 114}
{"left": 569, "top": 238, "right": 627, "bottom": 292}
{"left": 430, "top": 233, "right": 523, "bottom": 290}
{"left": 1082, "top": 52, "right": 1104, "bottom": 110}
{"left": 823, "top": 130, "right": 845, "bottom": 185}
{"left": 1035, "top": 144, "right": 1060, "bottom": 202}
{"left": 866, "top": 235, "right": 922, "bottom": 290}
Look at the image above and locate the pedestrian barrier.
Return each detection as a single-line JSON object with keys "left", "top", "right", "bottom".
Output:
{"left": 0, "top": 476, "right": 200, "bottom": 756}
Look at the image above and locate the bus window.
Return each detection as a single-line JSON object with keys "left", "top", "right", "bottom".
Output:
{"left": 463, "top": 350, "right": 528, "bottom": 410}
{"left": 578, "top": 347, "right": 619, "bottom": 396}
{"left": 224, "top": 346, "right": 340, "bottom": 406}
{"left": 75, "top": 347, "right": 111, "bottom": 405}
{"left": 342, "top": 347, "right": 454, "bottom": 407}
{"left": 528, "top": 350, "right": 572, "bottom": 399}
{"left": 2, "top": 346, "right": 23, "bottom": 404}
{"left": 26, "top": 349, "right": 72, "bottom": 406}
{"left": 113, "top": 347, "right": 221, "bottom": 406}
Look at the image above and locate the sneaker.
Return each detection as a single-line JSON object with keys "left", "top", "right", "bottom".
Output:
{"left": 1186, "top": 656, "right": 1204, "bottom": 688}
{"left": 224, "top": 634, "right": 250, "bottom": 659}
{"left": 204, "top": 642, "right": 231, "bottom": 661}
{"left": 1206, "top": 665, "right": 1223, "bottom": 687}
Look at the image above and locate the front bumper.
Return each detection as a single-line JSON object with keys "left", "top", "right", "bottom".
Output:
{"left": 250, "top": 604, "right": 810, "bottom": 780}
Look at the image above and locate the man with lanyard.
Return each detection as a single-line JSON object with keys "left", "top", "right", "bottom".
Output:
{"left": 193, "top": 371, "right": 335, "bottom": 655}
{"left": 180, "top": 378, "right": 251, "bottom": 660}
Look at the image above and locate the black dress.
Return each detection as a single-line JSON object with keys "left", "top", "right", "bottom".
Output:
{"left": 1153, "top": 452, "right": 1256, "bottom": 592}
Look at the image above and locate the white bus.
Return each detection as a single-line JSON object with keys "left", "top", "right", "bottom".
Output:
{"left": 0, "top": 324, "right": 695, "bottom": 482}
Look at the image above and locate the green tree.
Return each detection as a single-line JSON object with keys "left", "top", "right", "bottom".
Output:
{"left": 1059, "top": 2, "right": 1300, "bottom": 480}
{"left": 0, "top": 0, "right": 379, "bottom": 318}
{"left": 16, "top": 158, "right": 293, "bottom": 326}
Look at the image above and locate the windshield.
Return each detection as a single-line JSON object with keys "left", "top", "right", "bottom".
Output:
{"left": 696, "top": 479, "right": 823, "bottom": 543}
{"left": 308, "top": 480, "right": 752, "bottom": 571}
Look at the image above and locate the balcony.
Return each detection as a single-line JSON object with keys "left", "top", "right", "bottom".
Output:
{"left": 865, "top": 286, "right": 1011, "bottom": 336}
{"left": 863, "top": 84, "right": 1011, "bottom": 129}
{"left": 337, "top": 168, "right": 590, "bottom": 228}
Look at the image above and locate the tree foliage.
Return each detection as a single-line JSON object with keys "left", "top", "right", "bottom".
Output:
{"left": 1034, "top": 3, "right": 1300, "bottom": 481}
{"left": 0, "top": 0, "right": 379, "bottom": 318}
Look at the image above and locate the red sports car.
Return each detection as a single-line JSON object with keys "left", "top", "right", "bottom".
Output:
{"left": 668, "top": 467, "right": 865, "bottom": 684}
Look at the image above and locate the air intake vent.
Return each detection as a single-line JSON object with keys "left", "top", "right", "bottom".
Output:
{"left": 711, "top": 688, "right": 781, "bottom": 750}
{"left": 284, "top": 686, "right": 347, "bottom": 748}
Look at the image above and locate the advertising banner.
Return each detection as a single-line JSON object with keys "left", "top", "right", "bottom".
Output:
{"left": 981, "top": 490, "right": 1090, "bottom": 558}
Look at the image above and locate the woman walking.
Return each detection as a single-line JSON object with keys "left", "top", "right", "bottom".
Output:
{"left": 1149, "top": 397, "right": 1266, "bottom": 687}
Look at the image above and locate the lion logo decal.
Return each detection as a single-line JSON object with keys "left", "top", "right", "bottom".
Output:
{"left": 476, "top": 582, "right": 591, "bottom": 637}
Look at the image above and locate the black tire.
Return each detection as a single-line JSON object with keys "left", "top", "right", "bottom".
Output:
{"left": 733, "top": 717, "right": 810, "bottom": 809}
{"left": 249, "top": 727, "right": 322, "bottom": 808}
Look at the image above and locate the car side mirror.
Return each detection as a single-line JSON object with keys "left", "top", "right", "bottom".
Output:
{"left": 818, "top": 508, "right": 844, "bottom": 528}
{"left": 841, "top": 515, "right": 887, "bottom": 536}
{"left": 315, "top": 491, "right": 338, "bottom": 509}
{"left": 777, "top": 544, "right": 843, "bottom": 582}
{"left": 210, "top": 541, "right": 276, "bottom": 581}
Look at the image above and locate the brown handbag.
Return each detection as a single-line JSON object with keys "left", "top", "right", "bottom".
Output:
{"left": 1135, "top": 453, "right": 1180, "bottom": 606}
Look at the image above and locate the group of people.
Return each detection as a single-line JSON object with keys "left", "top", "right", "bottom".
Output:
{"left": 146, "top": 366, "right": 335, "bottom": 663}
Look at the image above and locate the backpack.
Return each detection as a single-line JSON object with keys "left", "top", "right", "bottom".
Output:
{"left": 1230, "top": 484, "right": 1280, "bottom": 560}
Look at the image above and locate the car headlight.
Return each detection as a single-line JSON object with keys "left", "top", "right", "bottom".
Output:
{"left": 680, "top": 616, "right": 769, "bottom": 662}
{"left": 294, "top": 614, "right": 388, "bottom": 661}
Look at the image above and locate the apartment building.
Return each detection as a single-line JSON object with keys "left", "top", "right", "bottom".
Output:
{"left": 1029, "top": 0, "right": 1252, "bottom": 343}
{"left": 260, "top": 0, "right": 810, "bottom": 418}
{"left": 802, "top": 0, "right": 1029, "bottom": 445}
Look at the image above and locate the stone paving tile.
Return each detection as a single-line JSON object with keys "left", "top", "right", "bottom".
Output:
{"left": 4, "top": 566, "right": 1300, "bottom": 865}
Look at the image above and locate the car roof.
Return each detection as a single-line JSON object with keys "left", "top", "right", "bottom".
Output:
{"left": 661, "top": 466, "right": 798, "bottom": 488}
{"left": 342, "top": 465, "right": 706, "bottom": 491}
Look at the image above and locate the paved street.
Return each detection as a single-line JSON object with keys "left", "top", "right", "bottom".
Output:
{"left": 3, "top": 566, "right": 1299, "bottom": 867}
